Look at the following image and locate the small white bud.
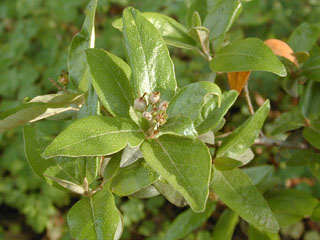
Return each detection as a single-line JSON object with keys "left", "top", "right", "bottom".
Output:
{"left": 149, "top": 91, "right": 160, "bottom": 104}
{"left": 142, "top": 111, "right": 153, "bottom": 121}
{"left": 134, "top": 97, "right": 147, "bottom": 112}
{"left": 159, "top": 100, "right": 169, "bottom": 111}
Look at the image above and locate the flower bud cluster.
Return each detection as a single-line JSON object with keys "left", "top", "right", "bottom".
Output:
{"left": 133, "top": 91, "right": 169, "bottom": 137}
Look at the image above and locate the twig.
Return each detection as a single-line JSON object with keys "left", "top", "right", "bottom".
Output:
{"left": 243, "top": 83, "right": 255, "bottom": 115}
{"left": 254, "top": 136, "right": 308, "bottom": 150}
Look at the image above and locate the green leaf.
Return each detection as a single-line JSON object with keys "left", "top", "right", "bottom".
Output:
{"left": 265, "top": 189, "right": 318, "bottom": 227}
{"left": 23, "top": 126, "right": 99, "bottom": 189}
{"left": 68, "top": 190, "right": 123, "bottom": 240}
{"left": 141, "top": 134, "right": 211, "bottom": 212}
{"left": 299, "top": 80, "right": 320, "bottom": 120}
{"left": 309, "top": 157, "right": 320, "bottom": 181}
{"left": 167, "top": 81, "right": 221, "bottom": 121}
{"left": 158, "top": 115, "right": 198, "bottom": 139}
{"left": 43, "top": 116, "right": 144, "bottom": 158}
{"left": 210, "top": 38, "right": 287, "bottom": 77}
{"left": 214, "top": 157, "right": 242, "bottom": 171}
{"left": 85, "top": 48, "right": 134, "bottom": 118}
{"left": 153, "top": 178, "right": 187, "bottom": 207}
{"left": 303, "top": 45, "right": 320, "bottom": 82}
{"left": 217, "top": 100, "right": 270, "bottom": 158}
{"left": 196, "top": 90, "right": 238, "bottom": 135}
{"left": 111, "top": 159, "right": 159, "bottom": 196}
{"left": 67, "top": 0, "right": 97, "bottom": 91}
{"left": 0, "top": 93, "right": 83, "bottom": 133}
{"left": 163, "top": 201, "right": 217, "bottom": 240}
{"left": 204, "top": 0, "right": 242, "bottom": 41}
{"left": 186, "top": 0, "right": 207, "bottom": 28}
{"left": 78, "top": 84, "right": 99, "bottom": 118}
{"left": 211, "top": 209, "right": 239, "bottom": 240}
{"left": 271, "top": 108, "right": 305, "bottom": 135}
{"left": 311, "top": 203, "right": 320, "bottom": 222}
{"left": 288, "top": 22, "right": 320, "bottom": 52}
{"left": 113, "top": 12, "right": 197, "bottom": 50}
{"left": 103, "top": 152, "right": 122, "bottom": 183}
{"left": 303, "top": 123, "right": 320, "bottom": 149}
{"left": 122, "top": 7, "right": 177, "bottom": 100}
{"left": 120, "top": 146, "right": 143, "bottom": 168}
{"left": 211, "top": 167, "right": 279, "bottom": 233}
{"left": 248, "top": 225, "right": 280, "bottom": 240}
{"left": 129, "top": 185, "right": 160, "bottom": 199}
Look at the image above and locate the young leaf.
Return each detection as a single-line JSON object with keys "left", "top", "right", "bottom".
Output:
{"left": 167, "top": 81, "right": 221, "bottom": 121}
{"left": 153, "top": 178, "right": 187, "bottom": 207}
{"left": 43, "top": 116, "right": 144, "bottom": 158}
{"left": 122, "top": 7, "right": 177, "bottom": 100}
{"left": 227, "top": 71, "right": 251, "bottom": 93}
{"left": 111, "top": 159, "right": 159, "bottom": 196}
{"left": 67, "top": 0, "right": 97, "bottom": 91}
{"left": 0, "top": 93, "right": 83, "bottom": 133}
{"left": 158, "top": 115, "right": 198, "bottom": 139}
{"left": 113, "top": 12, "right": 197, "bottom": 50}
{"left": 211, "top": 209, "right": 239, "bottom": 240}
{"left": 204, "top": 0, "right": 242, "bottom": 41}
{"left": 211, "top": 167, "right": 279, "bottom": 233}
{"left": 85, "top": 48, "right": 134, "bottom": 118}
{"left": 217, "top": 100, "right": 270, "bottom": 159}
{"left": 303, "top": 46, "right": 320, "bottom": 82}
{"left": 210, "top": 38, "right": 287, "bottom": 77}
{"left": 68, "top": 190, "right": 123, "bottom": 240}
{"left": 271, "top": 108, "right": 305, "bottom": 136}
{"left": 265, "top": 189, "right": 318, "bottom": 227}
{"left": 248, "top": 225, "right": 280, "bottom": 240}
{"left": 186, "top": 0, "right": 207, "bottom": 28}
{"left": 196, "top": 90, "right": 238, "bottom": 135}
{"left": 299, "top": 80, "right": 320, "bottom": 120}
{"left": 264, "top": 39, "right": 299, "bottom": 67}
{"left": 288, "top": 22, "right": 320, "bottom": 52}
{"left": 43, "top": 174, "right": 85, "bottom": 195}
{"left": 163, "top": 201, "right": 217, "bottom": 240}
{"left": 141, "top": 134, "right": 211, "bottom": 212}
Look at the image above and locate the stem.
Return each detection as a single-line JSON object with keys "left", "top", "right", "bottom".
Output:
{"left": 243, "top": 83, "right": 255, "bottom": 115}
{"left": 254, "top": 136, "right": 308, "bottom": 150}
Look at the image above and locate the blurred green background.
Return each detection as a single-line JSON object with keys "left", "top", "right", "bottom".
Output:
{"left": 0, "top": 0, "right": 319, "bottom": 239}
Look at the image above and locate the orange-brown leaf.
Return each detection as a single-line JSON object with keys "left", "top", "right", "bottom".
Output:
{"left": 227, "top": 71, "right": 251, "bottom": 93}
{"left": 264, "top": 39, "right": 299, "bottom": 67}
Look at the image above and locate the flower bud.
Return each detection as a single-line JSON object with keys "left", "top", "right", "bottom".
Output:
{"left": 142, "top": 111, "right": 153, "bottom": 121}
{"left": 149, "top": 91, "right": 160, "bottom": 104}
{"left": 134, "top": 97, "right": 147, "bottom": 112}
{"left": 159, "top": 100, "right": 169, "bottom": 111}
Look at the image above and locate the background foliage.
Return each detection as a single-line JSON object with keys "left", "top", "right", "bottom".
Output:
{"left": 0, "top": 0, "right": 319, "bottom": 239}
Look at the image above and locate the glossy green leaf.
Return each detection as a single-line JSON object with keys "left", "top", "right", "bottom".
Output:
{"left": 248, "top": 225, "right": 280, "bottom": 240}
{"left": 167, "top": 81, "right": 221, "bottom": 121}
{"left": 122, "top": 7, "right": 177, "bottom": 100}
{"left": 158, "top": 115, "right": 198, "bottom": 139}
{"left": 111, "top": 159, "right": 159, "bottom": 196}
{"left": 24, "top": 126, "right": 98, "bottom": 190}
{"left": 303, "top": 46, "right": 320, "bottom": 82}
{"left": 186, "top": 0, "right": 207, "bottom": 28}
{"left": 85, "top": 48, "right": 134, "bottom": 118}
{"left": 43, "top": 116, "right": 144, "bottom": 158}
{"left": 141, "top": 134, "right": 211, "bottom": 212}
{"left": 271, "top": 108, "right": 305, "bottom": 135}
{"left": 163, "top": 201, "right": 217, "bottom": 240}
{"left": 68, "top": 190, "right": 123, "bottom": 240}
{"left": 67, "top": 0, "right": 97, "bottom": 91}
{"left": 210, "top": 38, "right": 287, "bottom": 77}
{"left": 0, "top": 93, "right": 83, "bottom": 133}
{"left": 288, "top": 22, "right": 320, "bottom": 52}
{"left": 211, "top": 209, "right": 239, "bottom": 240}
{"left": 204, "top": 0, "right": 242, "bottom": 41}
{"left": 113, "top": 12, "right": 197, "bottom": 50}
{"left": 217, "top": 100, "right": 270, "bottom": 158}
{"left": 299, "top": 80, "right": 320, "bottom": 120}
{"left": 211, "top": 167, "right": 279, "bottom": 233}
{"left": 196, "top": 90, "right": 238, "bottom": 135}
{"left": 153, "top": 178, "right": 187, "bottom": 207}
{"left": 303, "top": 123, "right": 320, "bottom": 149}
{"left": 265, "top": 189, "right": 318, "bottom": 227}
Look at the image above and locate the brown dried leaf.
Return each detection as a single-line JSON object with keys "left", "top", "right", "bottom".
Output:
{"left": 227, "top": 71, "right": 251, "bottom": 93}
{"left": 264, "top": 39, "right": 299, "bottom": 67}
